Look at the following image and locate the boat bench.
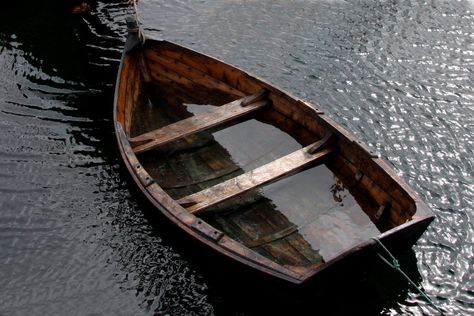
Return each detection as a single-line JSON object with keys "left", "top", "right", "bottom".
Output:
{"left": 129, "top": 89, "right": 269, "bottom": 154}
{"left": 128, "top": 89, "right": 334, "bottom": 215}
{"left": 177, "top": 141, "right": 333, "bottom": 214}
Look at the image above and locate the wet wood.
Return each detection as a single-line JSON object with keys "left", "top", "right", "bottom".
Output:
{"left": 147, "top": 59, "right": 199, "bottom": 88}
{"left": 334, "top": 162, "right": 415, "bottom": 233}
{"left": 177, "top": 146, "right": 334, "bottom": 214}
{"left": 126, "top": 56, "right": 141, "bottom": 135}
{"left": 114, "top": 38, "right": 435, "bottom": 285}
{"left": 138, "top": 52, "right": 152, "bottom": 83}
{"left": 374, "top": 203, "right": 391, "bottom": 222}
{"left": 145, "top": 50, "right": 245, "bottom": 98}
{"left": 130, "top": 96, "right": 269, "bottom": 154}
{"left": 256, "top": 110, "right": 317, "bottom": 146}
{"left": 152, "top": 43, "right": 234, "bottom": 85}
{"left": 262, "top": 239, "right": 312, "bottom": 266}
{"left": 116, "top": 53, "right": 131, "bottom": 128}
{"left": 307, "top": 132, "right": 333, "bottom": 154}
{"left": 241, "top": 88, "right": 268, "bottom": 106}
{"left": 206, "top": 200, "right": 323, "bottom": 267}
{"left": 247, "top": 225, "right": 298, "bottom": 248}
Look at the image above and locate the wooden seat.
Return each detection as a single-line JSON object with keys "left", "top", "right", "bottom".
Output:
{"left": 177, "top": 136, "right": 334, "bottom": 214}
{"left": 129, "top": 89, "right": 269, "bottom": 154}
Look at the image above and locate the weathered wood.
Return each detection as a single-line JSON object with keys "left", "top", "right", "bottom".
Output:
{"left": 307, "top": 132, "right": 333, "bottom": 154}
{"left": 118, "top": 53, "right": 142, "bottom": 135}
{"left": 151, "top": 44, "right": 329, "bottom": 138}
{"left": 247, "top": 225, "right": 298, "bottom": 248}
{"left": 147, "top": 59, "right": 199, "bottom": 88}
{"left": 152, "top": 43, "right": 234, "bottom": 86}
{"left": 116, "top": 54, "right": 131, "bottom": 128}
{"left": 241, "top": 88, "right": 268, "bottom": 106}
{"left": 129, "top": 94, "right": 270, "bottom": 154}
{"left": 114, "top": 39, "right": 435, "bottom": 285}
{"left": 145, "top": 50, "right": 245, "bottom": 98}
{"left": 177, "top": 146, "right": 334, "bottom": 214}
{"left": 127, "top": 57, "right": 142, "bottom": 135}
{"left": 326, "top": 154, "right": 408, "bottom": 227}
{"left": 374, "top": 203, "right": 391, "bottom": 222}
{"left": 138, "top": 52, "right": 152, "bottom": 83}
{"left": 206, "top": 200, "right": 323, "bottom": 267}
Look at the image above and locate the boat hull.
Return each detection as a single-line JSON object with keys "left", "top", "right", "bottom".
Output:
{"left": 113, "top": 36, "right": 434, "bottom": 284}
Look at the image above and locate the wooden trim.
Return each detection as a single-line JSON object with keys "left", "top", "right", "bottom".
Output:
{"left": 129, "top": 93, "right": 270, "bottom": 154}
{"left": 177, "top": 145, "right": 334, "bottom": 214}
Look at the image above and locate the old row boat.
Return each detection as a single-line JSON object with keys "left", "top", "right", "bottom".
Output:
{"left": 113, "top": 24, "right": 434, "bottom": 284}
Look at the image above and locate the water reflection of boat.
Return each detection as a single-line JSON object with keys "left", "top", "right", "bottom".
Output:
{"left": 113, "top": 23, "right": 434, "bottom": 284}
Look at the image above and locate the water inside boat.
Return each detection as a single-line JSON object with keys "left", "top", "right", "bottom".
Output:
{"left": 129, "top": 81, "right": 382, "bottom": 268}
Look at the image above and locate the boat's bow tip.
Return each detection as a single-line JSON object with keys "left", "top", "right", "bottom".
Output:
{"left": 123, "top": 16, "right": 145, "bottom": 54}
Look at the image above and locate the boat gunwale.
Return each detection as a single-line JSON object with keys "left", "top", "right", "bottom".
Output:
{"left": 113, "top": 36, "right": 435, "bottom": 284}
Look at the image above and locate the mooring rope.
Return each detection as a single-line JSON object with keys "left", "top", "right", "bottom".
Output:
{"left": 128, "top": 0, "right": 146, "bottom": 43}
{"left": 371, "top": 237, "right": 444, "bottom": 314}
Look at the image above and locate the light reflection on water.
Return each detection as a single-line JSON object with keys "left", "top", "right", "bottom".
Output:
{"left": 0, "top": 0, "right": 472, "bottom": 315}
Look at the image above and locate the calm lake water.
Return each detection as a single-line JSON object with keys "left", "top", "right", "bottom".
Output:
{"left": 0, "top": 1, "right": 473, "bottom": 315}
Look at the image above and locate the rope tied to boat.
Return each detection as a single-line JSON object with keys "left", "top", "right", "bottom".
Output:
{"left": 127, "top": 0, "right": 145, "bottom": 44}
{"left": 371, "top": 237, "right": 444, "bottom": 315}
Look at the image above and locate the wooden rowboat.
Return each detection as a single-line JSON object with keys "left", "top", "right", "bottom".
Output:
{"left": 114, "top": 25, "right": 434, "bottom": 284}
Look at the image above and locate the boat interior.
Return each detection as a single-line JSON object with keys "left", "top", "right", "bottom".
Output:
{"left": 116, "top": 41, "right": 418, "bottom": 271}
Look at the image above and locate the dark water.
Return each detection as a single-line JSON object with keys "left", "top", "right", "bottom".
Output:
{"left": 0, "top": 1, "right": 472, "bottom": 315}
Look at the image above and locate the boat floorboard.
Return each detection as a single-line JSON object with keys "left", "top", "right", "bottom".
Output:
{"left": 205, "top": 200, "right": 324, "bottom": 267}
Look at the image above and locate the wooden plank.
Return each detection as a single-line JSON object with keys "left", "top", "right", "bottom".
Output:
{"left": 241, "top": 88, "right": 268, "bottom": 106}
{"left": 116, "top": 54, "right": 131, "bottom": 126}
{"left": 126, "top": 57, "right": 141, "bottom": 135}
{"left": 138, "top": 52, "right": 152, "bottom": 83}
{"left": 147, "top": 58, "right": 199, "bottom": 88}
{"left": 145, "top": 50, "right": 245, "bottom": 98}
{"left": 307, "top": 132, "right": 333, "bottom": 154}
{"left": 158, "top": 44, "right": 256, "bottom": 94}
{"left": 129, "top": 96, "right": 269, "bottom": 154}
{"left": 177, "top": 145, "right": 334, "bottom": 214}
{"left": 153, "top": 43, "right": 328, "bottom": 136}
{"left": 152, "top": 44, "right": 238, "bottom": 87}
{"left": 247, "top": 225, "right": 298, "bottom": 248}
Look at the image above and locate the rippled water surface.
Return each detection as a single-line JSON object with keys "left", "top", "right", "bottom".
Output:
{"left": 1, "top": 1, "right": 473, "bottom": 315}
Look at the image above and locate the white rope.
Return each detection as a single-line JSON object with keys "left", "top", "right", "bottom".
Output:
{"left": 128, "top": 0, "right": 146, "bottom": 43}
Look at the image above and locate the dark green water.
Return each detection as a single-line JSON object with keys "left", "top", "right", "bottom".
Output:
{"left": 0, "top": 1, "right": 472, "bottom": 315}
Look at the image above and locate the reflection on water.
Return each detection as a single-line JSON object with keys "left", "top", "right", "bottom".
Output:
{"left": 0, "top": 0, "right": 472, "bottom": 315}
{"left": 262, "top": 166, "right": 381, "bottom": 260}
{"left": 137, "top": 84, "right": 380, "bottom": 266}
{"left": 212, "top": 120, "right": 380, "bottom": 259}
{"left": 1, "top": 2, "right": 210, "bottom": 315}
{"left": 213, "top": 119, "right": 302, "bottom": 171}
